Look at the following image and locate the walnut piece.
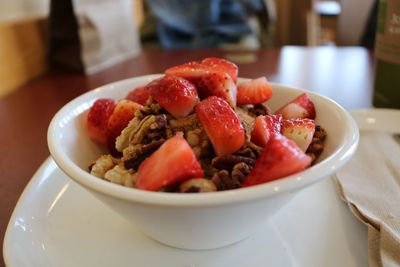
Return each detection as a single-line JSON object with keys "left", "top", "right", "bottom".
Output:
{"left": 306, "top": 125, "right": 327, "bottom": 164}
{"left": 104, "top": 165, "right": 137, "bottom": 187}
{"left": 116, "top": 114, "right": 167, "bottom": 152}
{"left": 212, "top": 170, "right": 241, "bottom": 190}
{"left": 123, "top": 140, "right": 164, "bottom": 170}
{"left": 90, "top": 155, "right": 118, "bottom": 178}
{"left": 211, "top": 154, "right": 255, "bottom": 170}
{"left": 235, "top": 107, "right": 255, "bottom": 141}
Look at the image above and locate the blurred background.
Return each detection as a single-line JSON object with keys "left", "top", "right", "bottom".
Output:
{"left": 0, "top": 0, "right": 378, "bottom": 97}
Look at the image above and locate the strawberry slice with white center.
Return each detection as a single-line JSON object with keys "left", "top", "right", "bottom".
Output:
{"left": 195, "top": 96, "right": 245, "bottom": 156}
{"left": 86, "top": 98, "right": 116, "bottom": 144}
{"left": 197, "top": 72, "right": 237, "bottom": 107}
{"left": 147, "top": 75, "right": 199, "bottom": 118}
{"left": 275, "top": 93, "right": 316, "bottom": 119}
{"left": 237, "top": 77, "right": 273, "bottom": 105}
{"left": 281, "top": 118, "right": 316, "bottom": 152}
{"left": 251, "top": 114, "right": 282, "bottom": 147}
{"left": 136, "top": 135, "right": 204, "bottom": 191}
{"left": 242, "top": 135, "right": 312, "bottom": 187}
{"left": 125, "top": 86, "right": 151, "bottom": 105}
{"left": 165, "top": 57, "right": 238, "bottom": 83}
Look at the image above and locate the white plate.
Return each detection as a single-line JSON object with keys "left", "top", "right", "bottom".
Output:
{"left": 4, "top": 157, "right": 368, "bottom": 267}
{"left": 8, "top": 108, "right": 399, "bottom": 267}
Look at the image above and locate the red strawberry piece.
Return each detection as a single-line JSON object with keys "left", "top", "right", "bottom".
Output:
{"left": 195, "top": 96, "right": 245, "bottom": 156}
{"left": 197, "top": 71, "right": 237, "bottom": 107}
{"left": 126, "top": 86, "right": 150, "bottom": 105}
{"left": 86, "top": 98, "right": 116, "bottom": 144}
{"left": 136, "top": 135, "right": 204, "bottom": 191}
{"left": 242, "top": 135, "right": 312, "bottom": 187}
{"left": 165, "top": 61, "right": 206, "bottom": 83}
{"left": 201, "top": 57, "right": 238, "bottom": 83}
{"left": 275, "top": 93, "right": 316, "bottom": 119}
{"left": 281, "top": 118, "right": 316, "bottom": 152}
{"left": 106, "top": 100, "right": 142, "bottom": 155}
{"left": 147, "top": 75, "right": 199, "bottom": 118}
{"left": 251, "top": 114, "right": 282, "bottom": 147}
{"left": 165, "top": 57, "right": 238, "bottom": 83}
{"left": 237, "top": 77, "right": 273, "bottom": 105}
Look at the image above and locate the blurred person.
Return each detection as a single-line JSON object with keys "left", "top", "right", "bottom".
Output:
{"left": 140, "top": 0, "right": 272, "bottom": 49}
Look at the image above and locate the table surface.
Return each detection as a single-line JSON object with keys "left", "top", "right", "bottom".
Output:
{"left": 0, "top": 46, "right": 374, "bottom": 266}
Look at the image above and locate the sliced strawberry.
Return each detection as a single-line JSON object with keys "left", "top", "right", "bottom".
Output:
{"left": 136, "top": 135, "right": 204, "bottom": 191}
{"left": 165, "top": 57, "right": 238, "bottom": 83}
{"left": 197, "top": 72, "right": 237, "bottom": 107}
{"left": 242, "top": 135, "right": 312, "bottom": 187}
{"left": 275, "top": 93, "right": 316, "bottom": 119}
{"left": 237, "top": 77, "right": 273, "bottom": 105}
{"left": 251, "top": 114, "right": 282, "bottom": 147}
{"left": 195, "top": 96, "right": 245, "bottom": 156}
{"left": 201, "top": 57, "right": 238, "bottom": 83}
{"left": 281, "top": 118, "right": 316, "bottom": 152}
{"left": 106, "top": 100, "right": 142, "bottom": 154}
{"left": 147, "top": 75, "right": 199, "bottom": 118}
{"left": 86, "top": 98, "right": 116, "bottom": 144}
{"left": 165, "top": 61, "right": 206, "bottom": 82}
{"left": 126, "top": 86, "right": 150, "bottom": 105}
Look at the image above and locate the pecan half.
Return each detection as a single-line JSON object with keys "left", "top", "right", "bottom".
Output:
{"left": 306, "top": 125, "right": 326, "bottom": 163}
{"left": 212, "top": 170, "right": 242, "bottom": 190}
{"left": 211, "top": 155, "right": 255, "bottom": 170}
{"left": 231, "top": 162, "right": 252, "bottom": 183}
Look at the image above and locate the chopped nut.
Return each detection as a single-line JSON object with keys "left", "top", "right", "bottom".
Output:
{"left": 235, "top": 107, "right": 255, "bottom": 141}
{"left": 123, "top": 140, "right": 164, "bottom": 170}
{"left": 211, "top": 155, "right": 255, "bottom": 170}
{"left": 247, "top": 103, "right": 271, "bottom": 117}
{"left": 104, "top": 165, "right": 137, "bottom": 187}
{"left": 186, "top": 130, "right": 200, "bottom": 147}
{"left": 314, "top": 125, "right": 327, "bottom": 140}
{"left": 137, "top": 98, "right": 163, "bottom": 117}
{"left": 169, "top": 114, "right": 200, "bottom": 131}
{"left": 179, "top": 178, "right": 217, "bottom": 193}
{"left": 306, "top": 125, "right": 326, "bottom": 164}
{"left": 116, "top": 114, "right": 167, "bottom": 152}
{"left": 231, "top": 162, "right": 251, "bottom": 183}
{"left": 90, "top": 155, "right": 118, "bottom": 179}
{"left": 212, "top": 170, "right": 242, "bottom": 190}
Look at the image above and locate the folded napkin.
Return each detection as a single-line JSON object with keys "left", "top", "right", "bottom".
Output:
{"left": 335, "top": 131, "right": 400, "bottom": 267}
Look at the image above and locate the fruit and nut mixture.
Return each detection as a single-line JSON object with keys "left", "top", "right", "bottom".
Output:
{"left": 87, "top": 57, "right": 326, "bottom": 192}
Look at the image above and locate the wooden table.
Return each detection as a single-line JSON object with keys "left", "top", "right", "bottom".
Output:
{"left": 0, "top": 46, "right": 374, "bottom": 266}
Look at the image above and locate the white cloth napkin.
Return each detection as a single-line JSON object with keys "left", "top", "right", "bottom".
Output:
{"left": 335, "top": 131, "right": 400, "bottom": 267}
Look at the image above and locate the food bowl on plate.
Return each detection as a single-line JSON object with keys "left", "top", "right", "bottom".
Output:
{"left": 47, "top": 74, "right": 359, "bottom": 250}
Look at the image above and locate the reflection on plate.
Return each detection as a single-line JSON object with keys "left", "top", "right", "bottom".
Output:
{"left": 4, "top": 158, "right": 368, "bottom": 267}
{"left": 350, "top": 108, "right": 400, "bottom": 133}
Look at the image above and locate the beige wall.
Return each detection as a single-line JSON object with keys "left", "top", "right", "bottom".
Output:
{"left": 0, "top": 0, "right": 49, "bottom": 21}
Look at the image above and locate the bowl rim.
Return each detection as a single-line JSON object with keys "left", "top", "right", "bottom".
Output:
{"left": 48, "top": 74, "right": 359, "bottom": 207}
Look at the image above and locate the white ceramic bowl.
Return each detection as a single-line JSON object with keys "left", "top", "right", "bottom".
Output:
{"left": 48, "top": 74, "right": 359, "bottom": 250}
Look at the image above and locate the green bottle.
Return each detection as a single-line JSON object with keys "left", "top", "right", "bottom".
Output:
{"left": 373, "top": 0, "right": 400, "bottom": 109}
